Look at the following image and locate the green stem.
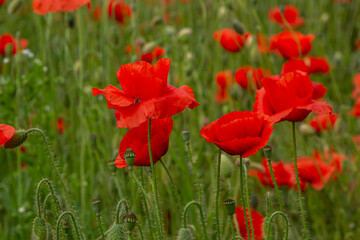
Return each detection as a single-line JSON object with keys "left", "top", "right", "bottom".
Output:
{"left": 233, "top": 236, "right": 245, "bottom": 240}
{"left": 266, "top": 158, "right": 284, "bottom": 212}
{"left": 115, "top": 199, "right": 129, "bottom": 224}
{"left": 136, "top": 223, "right": 144, "bottom": 240}
{"left": 147, "top": 118, "right": 164, "bottom": 238}
{"left": 96, "top": 215, "right": 106, "bottom": 240}
{"left": 292, "top": 122, "right": 309, "bottom": 239}
{"left": 185, "top": 141, "right": 202, "bottom": 203}
{"left": 182, "top": 201, "right": 208, "bottom": 240}
{"left": 229, "top": 216, "right": 236, "bottom": 239}
{"left": 43, "top": 193, "right": 61, "bottom": 220}
{"left": 215, "top": 149, "right": 222, "bottom": 239}
{"left": 140, "top": 169, "right": 154, "bottom": 240}
{"left": 266, "top": 211, "right": 289, "bottom": 240}
{"left": 56, "top": 211, "right": 81, "bottom": 240}
{"left": 36, "top": 178, "right": 61, "bottom": 218}
{"left": 243, "top": 161, "right": 255, "bottom": 240}
{"left": 239, "top": 156, "right": 250, "bottom": 240}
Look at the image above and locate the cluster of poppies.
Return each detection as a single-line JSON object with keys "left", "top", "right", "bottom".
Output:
{"left": 0, "top": 33, "right": 28, "bottom": 57}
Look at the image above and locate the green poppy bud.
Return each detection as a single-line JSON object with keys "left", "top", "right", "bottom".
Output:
{"left": 224, "top": 198, "right": 236, "bottom": 216}
{"left": 124, "top": 148, "right": 136, "bottom": 167}
{"left": 176, "top": 228, "right": 193, "bottom": 240}
{"left": 123, "top": 212, "right": 137, "bottom": 231}
{"left": 91, "top": 199, "right": 102, "bottom": 215}
{"left": 263, "top": 145, "right": 272, "bottom": 159}
{"left": 232, "top": 20, "right": 246, "bottom": 35}
{"left": 32, "top": 217, "right": 47, "bottom": 240}
{"left": 181, "top": 129, "right": 190, "bottom": 143}
{"left": 4, "top": 129, "right": 27, "bottom": 149}
{"left": 107, "top": 224, "right": 127, "bottom": 240}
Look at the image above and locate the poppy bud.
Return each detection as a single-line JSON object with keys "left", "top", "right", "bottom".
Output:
{"left": 177, "top": 28, "right": 193, "bottom": 42}
{"left": 107, "top": 224, "right": 127, "bottom": 240}
{"left": 7, "top": 0, "right": 23, "bottom": 14}
{"left": 232, "top": 20, "right": 246, "bottom": 35}
{"left": 32, "top": 217, "right": 47, "bottom": 240}
{"left": 4, "top": 129, "right": 27, "bottom": 149}
{"left": 263, "top": 145, "right": 272, "bottom": 159}
{"left": 181, "top": 129, "right": 190, "bottom": 143}
{"left": 176, "top": 228, "right": 193, "bottom": 240}
{"left": 107, "top": 160, "right": 117, "bottom": 175}
{"left": 91, "top": 199, "right": 102, "bottom": 215}
{"left": 223, "top": 198, "right": 236, "bottom": 216}
{"left": 142, "top": 42, "right": 157, "bottom": 54}
{"left": 151, "top": 15, "right": 164, "bottom": 26}
{"left": 123, "top": 148, "right": 136, "bottom": 167}
{"left": 123, "top": 211, "right": 137, "bottom": 231}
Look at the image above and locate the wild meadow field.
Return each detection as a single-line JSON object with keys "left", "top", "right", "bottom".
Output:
{"left": 1, "top": 0, "right": 360, "bottom": 239}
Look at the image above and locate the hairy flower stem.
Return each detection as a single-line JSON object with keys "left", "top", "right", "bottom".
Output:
{"left": 26, "top": 128, "right": 72, "bottom": 210}
{"left": 182, "top": 201, "right": 208, "bottom": 240}
{"left": 266, "top": 211, "right": 289, "bottom": 240}
{"left": 56, "top": 211, "right": 81, "bottom": 240}
{"left": 215, "top": 149, "right": 222, "bottom": 239}
{"left": 136, "top": 223, "right": 145, "bottom": 240}
{"left": 229, "top": 216, "right": 236, "bottom": 239}
{"left": 140, "top": 169, "right": 154, "bottom": 240}
{"left": 292, "top": 122, "right": 309, "bottom": 239}
{"left": 96, "top": 214, "right": 105, "bottom": 240}
{"left": 243, "top": 162, "right": 255, "bottom": 240}
{"left": 239, "top": 156, "right": 250, "bottom": 240}
{"left": 266, "top": 158, "right": 284, "bottom": 212}
{"left": 36, "top": 179, "right": 61, "bottom": 217}
{"left": 115, "top": 199, "right": 129, "bottom": 224}
{"left": 185, "top": 141, "right": 202, "bottom": 203}
{"left": 147, "top": 118, "right": 164, "bottom": 238}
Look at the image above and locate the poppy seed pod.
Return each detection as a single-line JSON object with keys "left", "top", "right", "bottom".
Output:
{"left": 224, "top": 198, "right": 236, "bottom": 216}
{"left": 91, "top": 199, "right": 102, "bottom": 215}
{"left": 232, "top": 20, "right": 246, "bottom": 35}
{"left": 107, "top": 224, "right": 127, "bottom": 240}
{"left": 4, "top": 129, "right": 27, "bottom": 149}
{"left": 32, "top": 217, "right": 47, "bottom": 240}
{"left": 123, "top": 149, "right": 136, "bottom": 167}
{"left": 176, "top": 228, "right": 193, "bottom": 240}
{"left": 181, "top": 129, "right": 190, "bottom": 143}
{"left": 123, "top": 212, "right": 137, "bottom": 231}
{"left": 263, "top": 145, "right": 272, "bottom": 159}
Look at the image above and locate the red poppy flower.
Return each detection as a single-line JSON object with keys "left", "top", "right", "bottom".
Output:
{"left": 268, "top": 5, "right": 304, "bottom": 28}
{"left": 92, "top": 58, "right": 199, "bottom": 128}
{"left": 200, "top": 111, "right": 274, "bottom": 157}
{"left": 32, "top": 0, "right": 90, "bottom": 15}
{"left": 0, "top": 34, "right": 28, "bottom": 56}
{"left": 108, "top": 0, "right": 132, "bottom": 25}
{"left": 215, "top": 70, "right": 233, "bottom": 103}
{"left": 249, "top": 158, "right": 296, "bottom": 188}
{"left": 235, "top": 66, "right": 270, "bottom": 91}
{"left": 0, "top": 124, "right": 15, "bottom": 147}
{"left": 353, "top": 135, "right": 360, "bottom": 148}
{"left": 313, "top": 150, "right": 347, "bottom": 175}
{"left": 309, "top": 114, "right": 338, "bottom": 133}
{"left": 141, "top": 46, "right": 166, "bottom": 63}
{"left": 57, "top": 118, "right": 65, "bottom": 134}
{"left": 235, "top": 207, "right": 264, "bottom": 240}
{"left": 312, "top": 82, "right": 327, "bottom": 100}
{"left": 282, "top": 57, "right": 330, "bottom": 75}
{"left": 256, "top": 33, "right": 269, "bottom": 53}
{"left": 294, "top": 156, "right": 335, "bottom": 190}
{"left": 115, "top": 118, "right": 173, "bottom": 168}
{"left": 253, "top": 71, "right": 332, "bottom": 123}
{"left": 269, "top": 30, "right": 315, "bottom": 59}
{"left": 353, "top": 97, "right": 360, "bottom": 117}
{"left": 0, "top": 0, "right": 6, "bottom": 6}
{"left": 213, "top": 29, "right": 250, "bottom": 53}
{"left": 351, "top": 73, "right": 360, "bottom": 99}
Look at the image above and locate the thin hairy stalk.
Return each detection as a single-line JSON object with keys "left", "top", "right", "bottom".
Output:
{"left": 136, "top": 223, "right": 144, "bottom": 240}
{"left": 266, "top": 158, "right": 284, "bottom": 212}
{"left": 266, "top": 211, "right": 289, "bottom": 240}
{"left": 56, "top": 211, "right": 81, "bottom": 240}
{"left": 140, "top": 169, "right": 154, "bottom": 240}
{"left": 243, "top": 163, "right": 255, "bottom": 240}
{"left": 229, "top": 216, "right": 236, "bottom": 239}
{"left": 36, "top": 178, "right": 61, "bottom": 217}
{"left": 147, "top": 118, "right": 164, "bottom": 238}
{"left": 239, "top": 156, "right": 250, "bottom": 240}
{"left": 215, "top": 149, "right": 222, "bottom": 239}
{"left": 185, "top": 141, "right": 202, "bottom": 203}
{"left": 43, "top": 193, "right": 61, "bottom": 220}
{"left": 183, "top": 201, "right": 208, "bottom": 240}
{"left": 96, "top": 215, "right": 105, "bottom": 240}
{"left": 115, "top": 199, "right": 129, "bottom": 224}
{"left": 292, "top": 122, "right": 309, "bottom": 239}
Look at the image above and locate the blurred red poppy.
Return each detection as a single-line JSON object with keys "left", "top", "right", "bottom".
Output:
{"left": 0, "top": 0, "right": 6, "bottom": 6}
{"left": 57, "top": 118, "right": 65, "bottom": 134}
{"left": 213, "top": 29, "right": 250, "bottom": 53}
{"left": 294, "top": 156, "right": 335, "bottom": 190}
{"left": 256, "top": 33, "right": 269, "bottom": 53}
{"left": 309, "top": 114, "right": 338, "bottom": 133}
{"left": 32, "top": 0, "right": 90, "bottom": 15}
{"left": 269, "top": 30, "right": 314, "bottom": 59}
{"left": 312, "top": 82, "right": 327, "bottom": 100}
{"left": 115, "top": 118, "right": 173, "bottom": 168}
{"left": 141, "top": 46, "right": 166, "bottom": 63}
{"left": 235, "top": 66, "right": 270, "bottom": 92}
{"left": 108, "top": 0, "right": 132, "bottom": 25}
{"left": 268, "top": 5, "right": 304, "bottom": 28}
{"left": 253, "top": 71, "right": 332, "bottom": 123}
{"left": 352, "top": 73, "right": 360, "bottom": 99}
{"left": 353, "top": 97, "right": 360, "bottom": 117}
{"left": 249, "top": 158, "right": 296, "bottom": 188}
{"left": 0, "top": 124, "right": 15, "bottom": 147}
{"left": 200, "top": 111, "right": 274, "bottom": 157}
{"left": 235, "top": 207, "right": 264, "bottom": 240}
{"left": 92, "top": 58, "right": 199, "bottom": 128}
{"left": 353, "top": 135, "right": 360, "bottom": 148}
{"left": 313, "top": 150, "right": 347, "bottom": 175}
{"left": 215, "top": 70, "right": 233, "bottom": 103}
{"left": 282, "top": 57, "right": 330, "bottom": 75}
{"left": 0, "top": 33, "right": 28, "bottom": 56}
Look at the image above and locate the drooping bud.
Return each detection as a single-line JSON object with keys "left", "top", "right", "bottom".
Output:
{"left": 232, "top": 20, "right": 246, "bottom": 34}
{"left": 142, "top": 42, "right": 157, "bottom": 54}
{"left": 263, "top": 145, "right": 272, "bottom": 159}
{"left": 176, "top": 228, "right": 193, "bottom": 240}
{"left": 181, "top": 129, "right": 190, "bottom": 143}
{"left": 32, "top": 217, "right": 47, "bottom": 240}
{"left": 107, "top": 224, "right": 127, "bottom": 240}
{"left": 4, "top": 129, "right": 27, "bottom": 149}
{"left": 7, "top": 0, "right": 23, "bottom": 15}
{"left": 91, "top": 199, "right": 102, "bottom": 215}
{"left": 123, "top": 212, "right": 137, "bottom": 231}
{"left": 223, "top": 198, "right": 236, "bottom": 216}
{"left": 124, "top": 148, "right": 136, "bottom": 167}
{"left": 151, "top": 15, "right": 164, "bottom": 26}
{"left": 177, "top": 28, "right": 193, "bottom": 42}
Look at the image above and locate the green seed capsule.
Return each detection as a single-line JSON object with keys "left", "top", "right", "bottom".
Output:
{"left": 177, "top": 228, "right": 193, "bottom": 240}
{"left": 32, "top": 217, "right": 47, "bottom": 240}
{"left": 224, "top": 198, "right": 236, "bottom": 216}
{"left": 123, "top": 212, "right": 137, "bottom": 231}
{"left": 107, "top": 224, "right": 127, "bottom": 240}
